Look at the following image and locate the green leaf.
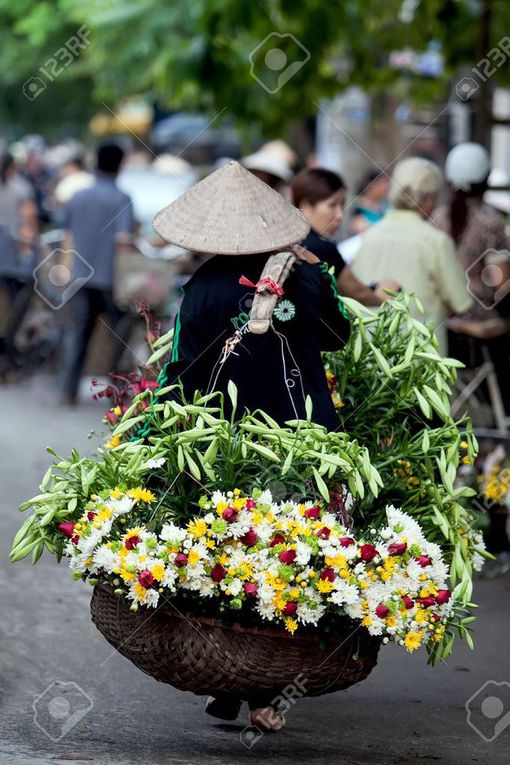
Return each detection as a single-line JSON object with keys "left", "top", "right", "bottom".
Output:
{"left": 312, "top": 467, "right": 330, "bottom": 501}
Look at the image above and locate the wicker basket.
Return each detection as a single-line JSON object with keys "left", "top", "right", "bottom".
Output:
{"left": 91, "top": 585, "right": 380, "bottom": 697}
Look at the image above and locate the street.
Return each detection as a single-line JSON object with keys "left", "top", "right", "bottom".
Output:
{"left": 1, "top": 376, "right": 509, "bottom": 765}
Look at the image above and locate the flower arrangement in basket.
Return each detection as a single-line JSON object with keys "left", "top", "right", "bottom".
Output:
{"left": 10, "top": 294, "right": 488, "bottom": 691}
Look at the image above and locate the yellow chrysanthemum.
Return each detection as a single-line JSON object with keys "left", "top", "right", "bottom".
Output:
{"left": 385, "top": 615, "right": 397, "bottom": 628}
{"left": 232, "top": 497, "right": 246, "bottom": 510}
{"left": 404, "top": 631, "right": 424, "bottom": 653}
{"left": 273, "top": 594, "right": 287, "bottom": 612}
{"left": 187, "top": 550, "right": 200, "bottom": 566}
{"left": 120, "top": 569, "right": 136, "bottom": 583}
{"left": 110, "top": 487, "right": 122, "bottom": 499}
{"left": 187, "top": 519, "right": 207, "bottom": 539}
{"left": 128, "top": 487, "right": 156, "bottom": 504}
{"left": 133, "top": 582, "right": 147, "bottom": 601}
{"left": 284, "top": 617, "right": 298, "bottom": 635}
{"left": 151, "top": 563, "right": 166, "bottom": 581}
{"left": 105, "top": 435, "right": 121, "bottom": 449}
{"left": 317, "top": 579, "right": 333, "bottom": 593}
{"left": 362, "top": 616, "right": 372, "bottom": 627}
{"left": 414, "top": 608, "right": 428, "bottom": 625}
{"left": 206, "top": 539, "right": 216, "bottom": 549}
{"left": 325, "top": 554, "right": 346, "bottom": 569}
{"left": 432, "top": 625, "right": 446, "bottom": 642}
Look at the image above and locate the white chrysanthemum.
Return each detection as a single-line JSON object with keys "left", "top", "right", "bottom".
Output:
{"left": 297, "top": 602, "right": 324, "bottom": 625}
{"left": 256, "top": 602, "right": 276, "bottom": 620}
{"left": 145, "top": 589, "right": 160, "bottom": 608}
{"left": 257, "top": 583, "right": 275, "bottom": 603}
{"left": 161, "top": 568, "right": 178, "bottom": 590}
{"left": 211, "top": 490, "right": 226, "bottom": 506}
{"left": 109, "top": 496, "right": 135, "bottom": 515}
{"left": 295, "top": 541, "right": 312, "bottom": 566}
{"left": 228, "top": 578, "right": 243, "bottom": 596}
{"left": 92, "top": 546, "right": 118, "bottom": 573}
{"left": 258, "top": 489, "right": 273, "bottom": 505}
{"left": 160, "top": 523, "right": 187, "bottom": 542}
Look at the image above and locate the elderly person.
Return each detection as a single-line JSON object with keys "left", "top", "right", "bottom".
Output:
{"left": 351, "top": 157, "right": 472, "bottom": 354}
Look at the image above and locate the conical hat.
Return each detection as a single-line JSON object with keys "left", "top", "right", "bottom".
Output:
{"left": 153, "top": 160, "right": 309, "bottom": 255}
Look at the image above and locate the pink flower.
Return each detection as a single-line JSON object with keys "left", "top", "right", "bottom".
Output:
{"left": 244, "top": 582, "right": 258, "bottom": 598}
{"left": 279, "top": 549, "right": 297, "bottom": 564}
{"left": 305, "top": 506, "right": 320, "bottom": 519}
{"left": 402, "top": 595, "right": 414, "bottom": 609}
{"left": 245, "top": 499, "right": 257, "bottom": 511}
{"left": 138, "top": 570, "right": 154, "bottom": 588}
{"left": 416, "top": 555, "right": 432, "bottom": 567}
{"left": 416, "top": 596, "right": 435, "bottom": 608}
{"left": 375, "top": 603, "right": 390, "bottom": 618}
{"left": 211, "top": 564, "right": 227, "bottom": 582}
{"left": 339, "top": 537, "right": 355, "bottom": 547}
{"left": 125, "top": 535, "right": 141, "bottom": 550}
{"left": 359, "top": 544, "right": 378, "bottom": 562}
{"left": 241, "top": 528, "right": 258, "bottom": 547}
{"left": 435, "top": 589, "right": 451, "bottom": 605}
{"left": 57, "top": 521, "right": 75, "bottom": 538}
{"left": 222, "top": 506, "right": 238, "bottom": 522}
{"left": 388, "top": 542, "right": 407, "bottom": 556}
{"left": 174, "top": 553, "right": 188, "bottom": 568}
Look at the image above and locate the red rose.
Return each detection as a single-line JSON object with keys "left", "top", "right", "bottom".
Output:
{"left": 174, "top": 553, "right": 188, "bottom": 568}
{"left": 270, "top": 533, "right": 285, "bottom": 547}
{"left": 388, "top": 542, "right": 407, "bottom": 556}
{"left": 87, "top": 511, "right": 97, "bottom": 521}
{"left": 244, "top": 582, "right": 258, "bottom": 598}
{"left": 138, "top": 570, "right": 154, "bottom": 588}
{"left": 241, "top": 528, "right": 258, "bottom": 547}
{"left": 339, "top": 537, "right": 355, "bottom": 547}
{"left": 431, "top": 613, "right": 441, "bottom": 622}
{"left": 245, "top": 499, "right": 257, "bottom": 511}
{"left": 279, "top": 549, "right": 297, "bottom": 564}
{"left": 435, "top": 589, "right": 451, "bottom": 605}
{"left": 375, "top": 603, "right": 390, "bottom": 618}
{"left": 316, "top": 527, "right": 331, "bottom": 539}
{"left": 401, "top": 595, "right": 414, "bottom": 609}
{"left": 282, "top": 601, "right": 297, "bottom": 616}
{"left": 211, "top": 563, "right": 227, "bottom": 582}
{"left": 320, "top": 567, "right": 335, "bottom": 582}
{"left": 416, "top": 596, "right": 435, "bottom": 608}
{"left": 71, "top": 534, "right": 80, "bottom": 546}
{"left": 125, "top": 535, "right": 141, "bottom": 550}
{"left": 416, "top": 555, "right": 432, "bottom": 567}
{"left": 57, "top": 521, "right": 75, "bottom": 538}
{"left": 360, "top": 544, "right": 378, "bottom": 562}
{"left": 222, "top": 506, "right": 238, "bottom": 522}
{"left": 305, "top": 506, "right": 320, "bottom": 519}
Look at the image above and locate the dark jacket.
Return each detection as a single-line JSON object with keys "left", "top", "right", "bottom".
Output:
{"left": 158, "top": 252, "right": 350, "bottom": 429}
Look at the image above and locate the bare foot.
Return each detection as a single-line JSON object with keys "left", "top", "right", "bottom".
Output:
{"left": 249, "top": 707, "right": 286, "bottom": 731}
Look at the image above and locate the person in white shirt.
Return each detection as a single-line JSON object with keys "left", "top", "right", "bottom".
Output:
{"left": 352, "top": 157, "right": 472, "bottom": 354}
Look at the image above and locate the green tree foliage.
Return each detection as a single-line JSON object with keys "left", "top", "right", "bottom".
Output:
{"left": 0, "top": 0, "right": 509, "bottom": 136}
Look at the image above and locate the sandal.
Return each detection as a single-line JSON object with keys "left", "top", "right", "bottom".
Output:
{"left": 205, "top": 695, "right": 242, "bottom": 721}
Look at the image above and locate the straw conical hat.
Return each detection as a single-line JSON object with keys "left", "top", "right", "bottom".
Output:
{"left": 153, "top": 160, "right": 309, "bottom": 255}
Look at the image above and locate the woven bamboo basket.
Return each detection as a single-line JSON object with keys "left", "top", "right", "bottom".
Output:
{"left": 91, "top": 585, "right": 380, "bottom": 697}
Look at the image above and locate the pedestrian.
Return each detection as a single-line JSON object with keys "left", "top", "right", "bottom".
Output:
{"left": 351, "top": 157, "right": 472, "bottom": 354}
{"left": 291, "top": 168, "right": 398, "bottom": 305}
{"left": 151, "top": 160, "right": 352, "bottom": 726}
{"left": 347, "top": 168, "right": 389, "bottom": 235}
{"left": 59, "top": 142, "right": 134, "bottom": 405}
{"left": 432, "top": 142, "right": 510, "bottom": 412}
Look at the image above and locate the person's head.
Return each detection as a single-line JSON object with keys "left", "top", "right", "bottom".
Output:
{"left": 60, "top": 156, "right": 85, "bottom": 178}
{"left": 0, "top": 153, "right": 15, "bottom": 185}
{"left": 291, "top": 168, "right": 346, "bottom": 237}
{"left": 388, "top": 157, "right": 442, "bottom": 218}
{"left": 357, "top": 169, "right": 389, "bottom": 203}
{"left": 96, "top": 142, "right": 124, "bottom": 175}
{"left": 444, "top": 142, "right": 491, "bottom": 242}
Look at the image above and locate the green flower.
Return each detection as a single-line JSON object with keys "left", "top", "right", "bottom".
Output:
{"left": 211, "top": 519, "right": 228, "bottom": 536}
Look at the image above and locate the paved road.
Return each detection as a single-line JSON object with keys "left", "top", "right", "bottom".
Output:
{"left": 1, "top": 377, "right": 509, "bottom": 765}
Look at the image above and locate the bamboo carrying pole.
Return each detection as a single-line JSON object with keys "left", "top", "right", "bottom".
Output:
{"left": 247, "top": 251, "right": 297, "bottom": 334}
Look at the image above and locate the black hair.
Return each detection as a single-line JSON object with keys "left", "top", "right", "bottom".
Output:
{"left": 449, "top": 177, "right": 489, "bottom": 243}
{"left": 96, "top": 143, "right": 124, "bottom": 174}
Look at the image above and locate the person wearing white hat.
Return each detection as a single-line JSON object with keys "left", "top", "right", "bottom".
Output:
{"left": 242, "top": 150, "right": 293, "bottom": 190}
{"left": 432, "top": 142, "right": 510, "bottom": 410}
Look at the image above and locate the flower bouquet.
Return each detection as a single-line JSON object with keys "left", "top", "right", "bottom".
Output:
{"left": 10, "top": 295, "right": 487, "bottom": 694}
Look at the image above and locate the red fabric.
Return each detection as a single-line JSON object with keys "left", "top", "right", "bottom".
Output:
{"left": 239, "top": 275, "right": 285, "bottom": 298}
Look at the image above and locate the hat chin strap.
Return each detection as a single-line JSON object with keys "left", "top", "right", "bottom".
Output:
{"left": 247, "top": 251, "right": 296, "bottom": 334}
